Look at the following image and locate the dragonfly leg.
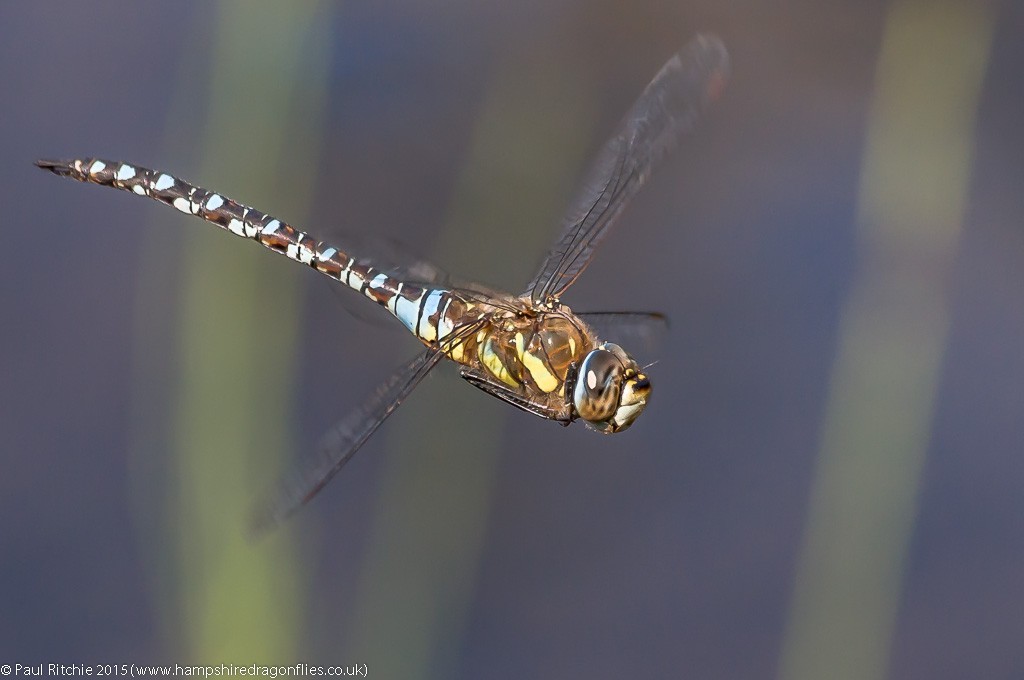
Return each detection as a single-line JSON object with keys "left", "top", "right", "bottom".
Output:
{"left": 460, "top": 368, "right": 572, "bottom": 424}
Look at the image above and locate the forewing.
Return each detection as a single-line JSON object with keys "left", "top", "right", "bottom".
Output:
{"left": 249, "top": 348, "right": 444, "bottom": 535}
{"left": 525, "top": 34, "right": 729, "bottom": 303}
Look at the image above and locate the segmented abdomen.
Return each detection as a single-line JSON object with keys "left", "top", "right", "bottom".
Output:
{"left": 37, "top": 158, "right": 482, "bottom": 349}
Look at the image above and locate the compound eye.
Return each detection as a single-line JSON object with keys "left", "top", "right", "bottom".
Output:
{"left": 573, "top": 350, "right": 623, "bottom": 423}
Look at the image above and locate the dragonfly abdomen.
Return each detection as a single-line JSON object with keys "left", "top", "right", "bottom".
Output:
{"left": 37, "top": 159, "right": 588, "bottom": 399}
{"left": 36, "top": 157, "right": 476, "bottom": 345}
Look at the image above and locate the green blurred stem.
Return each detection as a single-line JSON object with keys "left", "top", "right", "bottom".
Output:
{"left": 779, "top": 3, "right": 993, "bottom": 680}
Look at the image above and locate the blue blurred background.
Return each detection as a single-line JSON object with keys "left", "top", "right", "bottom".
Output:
{"left": 2, "top": 2, "right": 1022, "bottom": 678}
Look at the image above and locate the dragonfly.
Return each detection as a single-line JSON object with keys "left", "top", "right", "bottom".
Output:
{"left": 37, "top": 34, "right": 728, "bottom": 532}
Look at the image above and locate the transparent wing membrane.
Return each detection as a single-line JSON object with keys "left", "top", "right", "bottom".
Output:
{"left": 577, "top": 311, "right": 670, "bottom": 354}
{"left": 525, "top": 35, "right": 729, "bottom": 303}
{"left": 249, "top": 319, "right": 485, "bottom": 535}
{"left": 249, "top": 349, "right": 444, "bottom": 536}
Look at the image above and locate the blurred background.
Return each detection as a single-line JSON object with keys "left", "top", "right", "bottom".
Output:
{"left": 1, "top": 1, "right": 1021, "bottom": 678}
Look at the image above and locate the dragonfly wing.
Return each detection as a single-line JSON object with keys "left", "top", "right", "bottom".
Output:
{"left": 524, "top": 34, "right": 729, "bottom": 303}
{"left": 319, "top": 232, "right": 525, "bottom": 321}
{"left": 249, "top": 348, "right": 444, "bottom": 536}
{"left": 577, "top": 311, "right": 669, "bottom": 355}
{"left": 327, "top": 232, "right": 454, "bottom": 286}
{"left": 320, "top": 232, "right": 454, "bottom": 329}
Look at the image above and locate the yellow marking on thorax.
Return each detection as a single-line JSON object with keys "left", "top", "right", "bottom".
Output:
{"left": 479, "top": 335, "right": 519, "bottom": 387}
{"left": 514, "top": 332, "right": 560, "bottom": 393}
{"left": 523, "top": 352, "right": 560, "bottom": 393}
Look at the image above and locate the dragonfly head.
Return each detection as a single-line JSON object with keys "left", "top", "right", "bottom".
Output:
{"left": 573, "top": 342, "right": 651, "bottom": 434}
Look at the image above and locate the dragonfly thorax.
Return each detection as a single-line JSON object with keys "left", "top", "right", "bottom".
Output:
{"left": 447, "top": 299, "right": 651, "bottom": 432}
{"left": 467, "top": 310, "right": 588, "bottom": 398}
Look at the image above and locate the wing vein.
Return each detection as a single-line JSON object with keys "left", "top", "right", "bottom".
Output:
{"left": 525, "top": 35, "right": 729, "bottom": 302}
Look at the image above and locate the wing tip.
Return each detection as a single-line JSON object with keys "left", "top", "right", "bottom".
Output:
{"left": 681, "top": 33, "right": 731, "bottom": 103}
{"left": 691, "top": 33, "right": 727, "bottom": 55}
{"left": 246, "top": 494, "right": 291, "bottom": 541}
{"left": 649, "top": 311, "right": 671, "bottom": 330}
